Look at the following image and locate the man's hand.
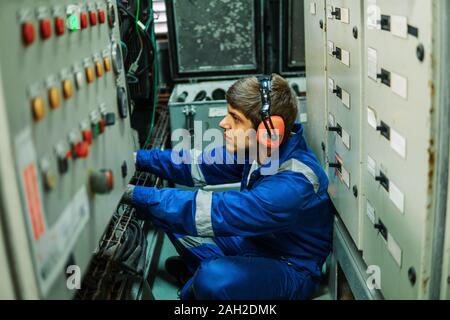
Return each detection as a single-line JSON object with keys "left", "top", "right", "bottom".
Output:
{"left": 121, "top": 184, "right": 135, "bottom": 206}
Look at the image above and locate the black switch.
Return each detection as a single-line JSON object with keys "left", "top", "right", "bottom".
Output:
{"left": 375, "top": 171, "right": 390, "bottom": 192}
{"left": 377, "top": 68, "right": 391, "bottom": 87}
{"left": 331, "top": 7, "right": 341, "bottom": 20}
{"left": 105, "top": 112, "right": 116, "bottom": 126}
{"left": 121, "top": 161, "right": 128, "bottom": 178}
{"left": 376, "top": 121, "right": 391, "bottom": 140}
{"left": 328, "top": 124, "right": 342, "bottom": 136}
{"left": 374, "top": 219, "right": 388, "bottom": 241}
{"left": 329, "top": 162, "right": 342, "bottom": 172}
{"left": 380, "top": 14, "right": 391, "bottom": 31}
{"left": 332, "top": 47, "right": 342, "bottom": 60}
{"left": 333, "top": 86, "right": 342, "bottom": 99}
{"left": 117, "top": 86, "right": 128, "bottom": 119}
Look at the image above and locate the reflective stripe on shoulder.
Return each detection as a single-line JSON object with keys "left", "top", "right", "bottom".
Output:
{"left": 278, "top": 159, "right": 320, "bottom": 193}
{"left": 190, "top": 149, "right": 207, "bottom": 187}
{"left": 177, "top": 236, "right": 217, "bottom": 250}
{"left": 195, "top": 190, "right": 214, "bottom": 237}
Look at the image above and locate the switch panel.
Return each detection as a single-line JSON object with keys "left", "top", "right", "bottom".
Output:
{"left": 325, "top": 0, "right": 364, "bottom": 249}
{"left": 361, "top": 0, "right": 443, "bottom": 299}
{"left": 0, "top": 0, "right": 135, "bottom": 299}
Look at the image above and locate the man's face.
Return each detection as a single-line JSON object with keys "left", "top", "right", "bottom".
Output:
{"left": 219, "top": 105, "right": 255, "bottom": 154}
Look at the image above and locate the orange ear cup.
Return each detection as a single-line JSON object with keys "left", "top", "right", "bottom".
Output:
{"left": 257, "top": 116, "right": 285, "bottom": 148}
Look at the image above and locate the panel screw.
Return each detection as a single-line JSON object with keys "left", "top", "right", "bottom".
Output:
{"left": 408, "top": 267, "right": 417, "bottom": 286}
{"left": 416, "top": 44, "right": 425, "bottom": 62}
{"left": 353, "top": 185, "right": 358, "bottom": 198}
{"left": 353, "top": 26, "right": 358, "bottom": 39}
{"left": 319, "top": 20, "right": 324, "bottom": 30}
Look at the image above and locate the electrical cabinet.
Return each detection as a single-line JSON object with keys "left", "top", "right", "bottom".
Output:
{"left": 304, "top": 1, "right": 327, "bottom": 169}
{"left": 0, "top": 0, "right": 136, "bottom": 299}
{"left": 360, "top": 0, "right": 443, "bottom": 299}
{"left": 325, "top": 0, "right": 364, "bottom": 249}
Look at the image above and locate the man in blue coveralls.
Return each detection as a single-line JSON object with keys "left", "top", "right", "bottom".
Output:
{"left": 123, "top": 74, "right": 333, "bottom": 300}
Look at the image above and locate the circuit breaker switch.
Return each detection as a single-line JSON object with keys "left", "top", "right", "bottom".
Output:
{"left": 22, "top": 21, "right": 35, "bottom": 46}
{"left": 85, "top": 66, "right": 95, "bottom": 84}
{"left": 98, "top": 10, "right": 106, "bottom": 24}
{"left": 31, "top": 97, "right": 46, "bottom": 121}
{"left": 95, "top": 61, "right": 104, "bottom": 78}
{"left": 103, "top": 57, "right": 111, "bottom": 72}
{"left": 62, "top": 79, "right": 74, "bottom": 99}
{"left": 48, "top": 87, "right": 61, "bottom": 109}
{"left": 74, "top": 141, "right": 90, "bottom": 159}
{"left": 90, "top": 169, "right": 114, "bottom": 194}
{"left": 82, "top": 129, "right": 93, "bottom": 145}
{"left": 40, "top": 19, "right": 52, "bottom": 40}
{"left": 89, "top": 11, "right": 97, "bottom": 26}
{"left": 105, "top": 113, "right": 116, "bottom": 126}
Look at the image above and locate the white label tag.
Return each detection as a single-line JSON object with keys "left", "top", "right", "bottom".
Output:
{"left": 328, "top": 78, "right": 335, "bottom": 92}
{"left": 341, "top": 8, "right": 350, "bottom": 24}
{"left": 389, "top": 181, "right": 405, "bottom": 214}
{"left": 342, "top": 89, "right": 350, "bottom": 109}
{"left": 328, "top": 41, "right": 335, "bottom": 56}
{"left": 387, "top": 233, "right": 402, "bottom": 267}
{"left": 367, "top": 155, "right": 376, "bottom": 178}
{"left": 341, "top": 129, "right": 351, "bottom": 150}
{"left": 366, "top": 201, "right": 376, "bottom": 225}
{"left": 300, "top": 113, "right": 308, "bottom": 123}
{"left": 208, "top": 107, "right": 228, "bottom": 118}
{"left": 391, "top": 15, "right": 408, "bottom": 38}
{"left": 367, "top": 107, "right": 377, "bottom": 129}
{"left": 341, "top": 166, "right": 350, "bottom": 189}
{"left": 310, "top": 2, "right": 316, "bottom": 15}
{"left": 390, "top": 128, "right": 407, "bottom": 159}
{"left": 391, "top": 72, "right": 408, "bottom": 99}
{"left": 367, "top": 1, "right": 381, "bottom": 30}
{"left": 368, "top": 47, "right": 378, "bottom": 80}
{"left": 328, "top": 113, "right": 336, "bottom": 127}
{"left": 341, "top": 49, "right": 350, "bottom": 67}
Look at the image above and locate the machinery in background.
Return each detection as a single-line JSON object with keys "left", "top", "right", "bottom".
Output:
{"left": 117, "top": 0, "right": 160, "bottom": 148}
{"left": 304, "top": 0, "right": 450, "bottom": 299}
{"left": 165, "top": 0, "right": 307, "bottom": 177}
{"left": 0, "top": 0, "right": 136, "bottom": 299}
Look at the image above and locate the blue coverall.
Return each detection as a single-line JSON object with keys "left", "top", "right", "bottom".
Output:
{"left": 132, "top": 124, "right": 334, "bottom": 300}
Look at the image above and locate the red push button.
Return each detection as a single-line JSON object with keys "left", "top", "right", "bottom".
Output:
{"left": 99, "top": 118, "right": 106, "bottom": 134}
{"left": 22, "top": 22, "right": 35, "bottom": 46}
{"left": 105, "top": 170, "right": 114, "bottom": 190}
{"left": 74, "top": 141, "right": 90, "bottom": 159}
{"left": 80, "top": 12, "right": 88, "bottom": 29}
{"left": 83, "top": 129, "right": 93, "bottom": 145}
{"left": 98, "top": 10, "right": 105, "bottom": 24}
{"left": 89, "top": 11, "right": 97, "bottom": 26}
{"left": 40, "top": 19, "right": 52, "bottom": 40}
{"left": 55, "top": 17, "right": 65, "bottom": 36}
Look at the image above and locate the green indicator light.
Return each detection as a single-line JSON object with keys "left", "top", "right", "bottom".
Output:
{"left": 68, "top": 15, "right": 79, "bottom": 32}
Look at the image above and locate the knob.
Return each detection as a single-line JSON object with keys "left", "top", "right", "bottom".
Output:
{"left": 117, "top": 86, "right": 128, "bottom": 119}
{"left": 90, "top": 169, "right": 114, "bottom": 194}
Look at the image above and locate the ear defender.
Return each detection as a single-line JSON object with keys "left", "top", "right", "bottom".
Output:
{"left": 257, "top": 75, "right": 286, "bottom": 149}
{"left": 257, "top": 116, "right": 285, "bottom": 148}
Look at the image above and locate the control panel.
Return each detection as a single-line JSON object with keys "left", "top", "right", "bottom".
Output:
{"left": 0, "top": 0, "right": 135, "bottom": 299}
{"left": 325, "top": 0, "right": 364, "bottom": 248}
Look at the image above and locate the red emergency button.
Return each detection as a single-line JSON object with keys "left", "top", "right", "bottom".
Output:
{"left": 80, "top": 12, "right": 88, "bottom": 29}
{"left": 105, "top": 170, "right": 114, "bottom": 190}
{"left": 98, "top": 10, "right": 105, "bottom": 24}
{"left": 74, "top": 141, "right": 90, "bottom": 159}
{"left": 82, "top": 129, "right": 92, "bottom": 145}
{"left": 90, "top": 169, "right": 114, "bottom": 194}
{"left": 40, "top": 19, "right": 52, "bottom": 40}
{"left": 55, "top": 17, "right": 65, "bottom": 36}
{"left": 22, "top": 22, "right": 35, "bottom": 46}
{"left": 89, "top": 11, "right": 97, "bottom": 26}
